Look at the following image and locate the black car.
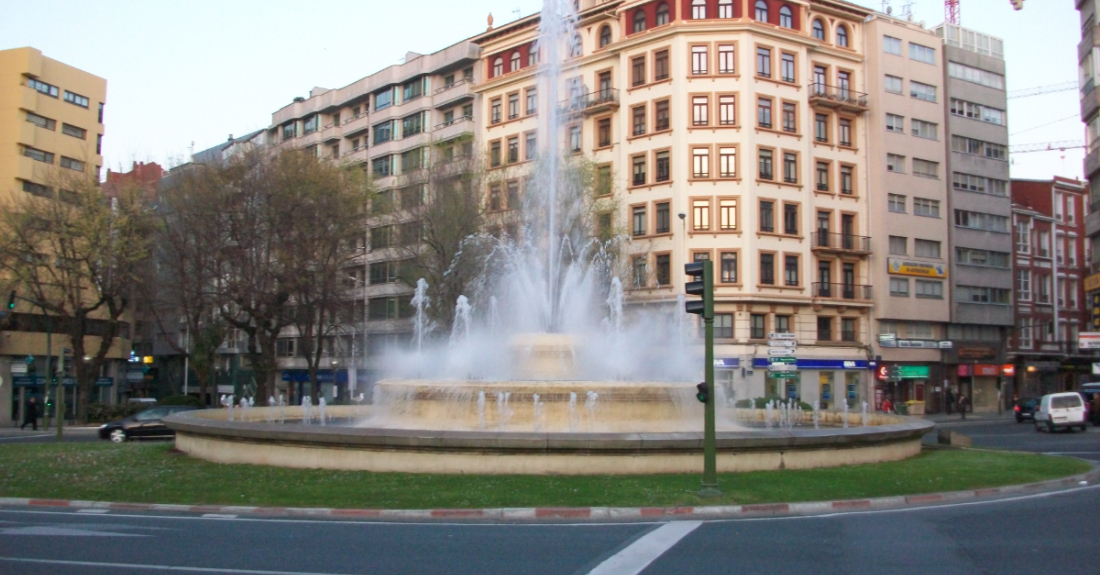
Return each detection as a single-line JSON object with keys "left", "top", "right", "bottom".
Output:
{"left": 98, "top": 405, "right": 198, "bottom": 443}
{"left": 1014, "top": 397, "right": 1039, "bottom": 423}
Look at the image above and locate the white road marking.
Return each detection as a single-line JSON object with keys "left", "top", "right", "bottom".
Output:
{"left": 201, "top": 513, "right": 238, "bottom": 519}
{"left": 76, "top": 509, "right": 110, "bottom": 514}
{"left": 0, "top": 557, "right": 360, "bottom": 575}
{"left": 0, "top": 434, "right": 52, "bottom": 441}
{"left": 0, "top": 525, "right": 146, "bottom": 537}
{"left": 585, "top": 521, "right": 702, "bottom": 575}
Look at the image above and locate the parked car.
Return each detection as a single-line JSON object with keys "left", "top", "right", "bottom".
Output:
{"left": 98, "top": 405, "right": 197, "bottom": 443}
{"left": 1034, "top": 392, "right": 1088, "bottom": 433}
{"left": 1014, "top": 397, "right": 1039, "bottom": 423}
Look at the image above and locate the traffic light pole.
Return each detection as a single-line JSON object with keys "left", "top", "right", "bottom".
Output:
{"left": 700, "top": 260, "right": 720, "bottom": 497}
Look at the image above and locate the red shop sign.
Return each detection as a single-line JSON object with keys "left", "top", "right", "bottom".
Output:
{"left": 1002, "top": 364, "right": 1016, "bottom": 377}
{"left": 974, "top": 364, "right": 999, "bottom": 377}
{"left": 957, "top": 365, "right": 971, "bottom": 377}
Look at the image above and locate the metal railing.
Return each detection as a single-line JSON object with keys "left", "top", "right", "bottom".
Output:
{"left": 811, "top": 231, "right": 871, "bottom": 252}
{"left": 434, "top": 77, "right": 473, "bottom": 95}
{"left": 433, "top": 115, "right": 474, "bottom": 131}
{"left": 812, "top": 282, "right": 872, "bottom": 300}
{"left": 558, "top": 88, "right": 619, "bottom": 114}
{"left": 809, "top": 83, "right": 868, "bottom": 108}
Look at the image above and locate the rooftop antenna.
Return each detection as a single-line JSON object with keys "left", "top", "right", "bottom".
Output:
{"left": 900, "top": 0, "right": 914, "bottom": 20}
{"left": 881, "top": 0, "right": 891, "bottom": 13}
{"left": 512, "top": 8, "right": 521, "bottom": 20}
{"left": 945, "top": 0, "right": 959, "bottom": 24}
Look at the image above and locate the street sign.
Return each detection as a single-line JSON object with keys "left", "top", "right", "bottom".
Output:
{"left": 768, "top": 340, "right": 796, "bottom": 348}
{"left": 1079, "top": 332, "right": 1100, "bottom": 350}
{"left": 769, "top": 356, "right": 797, "bottom": 363}
{"left": 769, "top": 371, "right": 800, "bottom": 379}
{"left": 938, "top": 341, "right": 953, "bottom": 349}
{"left": 10, "top": 363, "right": 26, "bottom": 375}
{"left": 768, "top": 363, "right": 797, "bottom": 372}
{"left": 768, "top": 333, "right": 796, "bottom": 340}
{"left": 767, "top": 348, "right": 797, "bottom": 356}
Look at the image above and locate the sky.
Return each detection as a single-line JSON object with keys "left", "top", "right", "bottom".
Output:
{"left": 0, "top": 0, "right": 1083, "bottom": 180}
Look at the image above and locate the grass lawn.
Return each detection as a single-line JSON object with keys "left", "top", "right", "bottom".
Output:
{"left": 0, "top": 443, "right": 1089, "bottom": 509}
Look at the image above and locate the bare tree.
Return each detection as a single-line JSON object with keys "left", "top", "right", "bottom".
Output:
{"left": 0, "top": 171, "right": 155, "bottom": 422}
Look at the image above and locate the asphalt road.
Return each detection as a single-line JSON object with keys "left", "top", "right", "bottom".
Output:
{"left": 0, "top": 426, "right": 101, "bottom": 444}
{"left": 925, "top": 416, "right": 1100, "bottom": 461}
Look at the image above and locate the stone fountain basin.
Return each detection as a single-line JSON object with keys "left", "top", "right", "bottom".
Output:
{"left": 166, "top": 406, "right": 934, "bottom": 475}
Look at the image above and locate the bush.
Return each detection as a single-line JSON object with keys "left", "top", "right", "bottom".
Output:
{"left": 159, "top": 394, "right": 202, "bottom": 407}
{"left": 85, "top": 402, "right": 145, "bottom": 424}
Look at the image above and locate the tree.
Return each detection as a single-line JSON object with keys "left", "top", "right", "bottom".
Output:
{"left": 0, "top": 171, "right": 155, "bottom": 422}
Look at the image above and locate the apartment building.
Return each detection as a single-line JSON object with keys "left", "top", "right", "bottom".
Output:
{"left": 264, "top": 43, "right": 481, "bottom": 398}
{"left": 935, "top": 23, "right": 1014, "bottom": 413}
{"left": 1077, "top": 0, "right": 1100, "bottom": 337}
{"left": 473, "top": 0, "right": 876, "bottom": 408}
{"left": 863, "top": 15, "right": 951, "bottom": 413}
{"left": 0, "top": 47, "right": 116, "bottom": 424}
{"left": 1009, "top": 177, "right": 1092, "bottom": 396}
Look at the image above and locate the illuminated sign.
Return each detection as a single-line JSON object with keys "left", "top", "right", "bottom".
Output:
{"left": 887, "top": 258, "right": 947, "bottom": 279}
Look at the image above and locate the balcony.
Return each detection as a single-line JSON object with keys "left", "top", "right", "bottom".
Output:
{"left": 811, "top": 282, "right": 872, "bottom": 301}
{"left": 321, "top": 122, "right": 341, "bottom": 143}
{"left": 558, "top": 88, "right": 620, "bottom": 118}
{"left": 433, "top": 77, "right": 475, "bottom": 110}
{"left": 342, "top": 112, "right": 370, "bottom": 137}
{"left": 808, "top": 84, "right": 868, "bottom": 114}
{"left": 810, "top": 231, "right": 871, "bottom": 255}
{"left": 433, "top": 114, "right": 474, "bottom": 142}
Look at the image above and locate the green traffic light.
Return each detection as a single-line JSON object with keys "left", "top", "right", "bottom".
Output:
{"left": 6, "top": 291, "right": 15, "bottom": 310}
{"left": 695, "top": 382, "right": 708, "bottom": 403}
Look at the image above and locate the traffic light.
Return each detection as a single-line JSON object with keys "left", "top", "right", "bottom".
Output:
{"left": 695, "top": 382, "right": 709, "bottom": 404}
{"left": 684, "top": 262, "right": 713, "bottom": 317}
{"left": 6, "top": 291, "right": 14, "bottom": 310}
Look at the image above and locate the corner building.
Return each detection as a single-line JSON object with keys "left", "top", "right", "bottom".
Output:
{"left": 1076, "top": 0, "right": 1100, "bottom": 338}
{"left": 474, "top": 0, "right": 877, "bottom": 408}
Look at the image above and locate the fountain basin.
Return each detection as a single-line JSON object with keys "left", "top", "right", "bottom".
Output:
{"left": 167, "top": 407, "right": 934, "bottom": 475}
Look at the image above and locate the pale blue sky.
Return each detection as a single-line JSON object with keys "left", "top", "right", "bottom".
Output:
{"left": 0, "top": 0, "right": 1081, "bottom": 180}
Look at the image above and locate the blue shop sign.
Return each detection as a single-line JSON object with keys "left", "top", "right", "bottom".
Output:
{"left": 714, "top": 358, "right": 740, "bottom": 368}
{"left": 752, "top": 358, "right": 868, "bottom": 370}
{"left": 13, "top": 376, "right": 77, "bottom": 387}
{"left": 95, "top": 377, "right": 115, "bottom": 387}
{"left": 281, "top": 369, "right": 348, "bottom": 384}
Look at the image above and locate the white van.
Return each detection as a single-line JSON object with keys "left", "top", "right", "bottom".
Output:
{"left": 1034, "top": 392, "right": 1087, "bottom": 433}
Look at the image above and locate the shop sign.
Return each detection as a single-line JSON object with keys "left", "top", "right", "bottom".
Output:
{"left": 973, "top": 364, "right": 999, "bottom": 377}
{"left": 714, "top": 358, "right": 740, "bottom": 368}
{"left": 888, "top": 258, "right": 947, "bottom": 278}
{"left": 958, "top": 347, "right": 995, "bottom": 359}
{"left": 752, "top": 358, "right": 867, "bottom": 370}
{"left": 1078, "top": 332, "right": 1100, "bottom": 350}
{"left": 898, "top": 365, "right": 930, "bottom": 379}
{"left": 1093, "top": 363, "right": 1100, "bottom": 375}
{"left": 1084, "top": 272, "right": 1100, "bottom": 293}
{"left": 10, "top": 363, "right": 26, "bottom": 375}
{"left": 95, "top": 377, "right": 114, "bottom": 387}
{"left": 895, "top": 339, "right": 941, "bottom": 349}
{"left": 1001, "top": 365, "right": 1015, "bottom": 377}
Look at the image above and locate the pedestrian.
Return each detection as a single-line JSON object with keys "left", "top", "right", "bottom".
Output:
{"left": 20, "top": 397, "right": 38, "bottom": 431}
{"left": 957, "top": 393, "right": 968, "bottom": 420}
{"left": 882, "top": 397, "right": 893, "bottom": 414}
{"left": 945, "top": 388, "right": 955, "bottom": 415}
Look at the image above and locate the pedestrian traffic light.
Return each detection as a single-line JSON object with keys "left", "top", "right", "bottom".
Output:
{"left": 684, "top": 262, "right": 713, "bottom": 318}
{"left": 6, "top": 291, "right": 14, "bottom": 311}
{"left": 696, "top": 382, "right": 709, "bottom": 404}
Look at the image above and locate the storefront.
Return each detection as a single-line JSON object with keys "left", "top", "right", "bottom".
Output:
{"left": 956, "top": 364, "right": 1002, "bottom": 413}
{"left": 749, "top": 358, "right": 868, "bottom": 408}
{"left": 874, "top": 364, "right": 930, "bottom": 412}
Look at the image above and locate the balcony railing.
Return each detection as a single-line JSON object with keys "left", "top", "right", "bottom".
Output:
{"left": 808, "top": 83, "right": 868, "bottom": 111}
{"left": 434, "top": 77, "right": 473, "bottom": 95}
{"left": 558, "top": 88, "right": 620, "bottom": 116}
{"left": 812, "top": 282, "right": 872, "bottom": 301}
{"left": 811, "top": 231, "right": 871, "bottom": 253}
{"left": 433, "top": 115, "right": 474, "bottom": 132}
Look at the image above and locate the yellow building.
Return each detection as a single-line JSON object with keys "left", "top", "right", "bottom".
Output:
{"left": 0, "top": 47, "right": 111, "bottom": 424}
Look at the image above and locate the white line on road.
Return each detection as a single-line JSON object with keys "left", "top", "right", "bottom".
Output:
{"left": 201, "top": 513, "right": 238, "bottom": 519}
{"left": 585, "top": 521, "right": 702, "bottom": 575}
{"left": 0, "top": 434, "right": 52, "bottom": 441}
{"left": 0, "top": 556, "right": 361, "bottom": 575}
{"left": 76, "top": 509, "right": 109, "bottom": 514}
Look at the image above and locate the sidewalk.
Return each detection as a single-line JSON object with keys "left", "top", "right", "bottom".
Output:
{"left": 922, "top": 411, "right": 1015, "bottom": 424}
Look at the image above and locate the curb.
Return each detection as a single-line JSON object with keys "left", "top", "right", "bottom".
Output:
{"left": 2, "top": 466, "right": 1096, "bottom": 523}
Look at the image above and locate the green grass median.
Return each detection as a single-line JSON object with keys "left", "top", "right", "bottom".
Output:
{"left": 0, "top": 443, "right": 1089, "bottom": 509}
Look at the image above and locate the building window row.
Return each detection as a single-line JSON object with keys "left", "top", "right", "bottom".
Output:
{"left": 956, "top": 247, "right": 1010, "bottom": 269}
{"left": 951, "top": 135, "right": 1006, "bottom": 160}
{"left": 947, "top": 61, "right": 1005, "bottom": 90}
{"left": 954, "top": 210, "right": 1009, "bottom": 232}
{"left": 949, "top": 98, "right": 1005, "bottom": 125}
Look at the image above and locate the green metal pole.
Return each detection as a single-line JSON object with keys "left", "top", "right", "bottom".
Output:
{"left": 700, "top": 259, "right": 720, "bottom": 497}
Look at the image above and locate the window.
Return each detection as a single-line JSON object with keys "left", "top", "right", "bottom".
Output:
{"left": 507, "top": 181, "right": 520, "bottom": 209}
{"left": 911, "top": 239, "right": 940, "bottom": 259}
{"left": 489, "top": 141, "right": 502, "bottom": 167}
{"left": 404, "top": 77, "right": 424, "bottom": 101}
{"left": 528, "top": 43, "right": 539, "bottom": 67}
{"left": 1039, "top": 230, "right": 1050, "bottom": 256}
{"left": 836, "top": 26, "right": 849, "bottom": 47}
{"left": 840, "top": 166, "right": 853, "bottom": 195}
{"left": 884, "top": 75, "right": 903, "bottom": 94}
{"left": 758, "top": 149, "right": 773, "bottom": 180}
{"left": 27, "top": 78, "right": 58, "bottom": 97}
{"left": 60, "top": 156, "right": 83, "bottom": 172}
{"left": 838, "top": 118, "right": 852, "bottom": 146}
{"left": 693, "top": 95, "right": 710, "bottom": 126}
{"left": 783, "top": 203, "right": 798, "bottom": 235}
{"left": 507, "top": 136, "right": 520, "bottom": 163}
{"left": 1016, "top": 222, "right": 1031, "bottom": 254}
{"left": 759, "top": 200, "right": 775, "bottom": 232}
{"left": 633, "top": 9, "right": 646, "bottom": 33}
{"left": 814, "top": 113, "right": 828, "bottom": 142}
{"left": 956, "top": 286, "right": 1011, "bottom": 305}
{"left": 841, "top": 318, "right": 857, "bottom": 342}
{"left": 372, "top": 155, "right": 392, "bottom": 177}
{"left": 781, "top": 53, "right": 795, "bottom": 83}
{"left": 1018, "top": 317, "right": 1033, "bottom": 348}
{"left": 693, "top": 0, "right": 707, "bottom": 19}
{"left": 633, "top": 103, "right": 646, "bottom": 134}
{"left": 957, "top": 248, "right": 1010, "bottom": 268}
{"left": 781, "top": 102, "right": 796, "bottom": 132}
{"left": 489, "top": 184, "right": 502, "bottom": 212}
{"left": 813, "top": 64, "right": 827, "bottom": 94}
{"left": 63, "top": 91, "right": 89, "bottom": 108}
{"left": 718, "top": 198, "right": 737, "bottom": 230}
{"left": 402, "top": 113, "right": 422, "bottom": 137}
{"left": 888, "top": 194, "right": 906, "bottom": 213}
{"left": 632, "top": 205, "right": 647, "bottom": 236}
{"left": 651, "top": 2, "right": 668, "bottom": 25}
{"left": 632, "top": 256, "right": 647, "bottom": 287}
{"left": 655, "top": 100, "right": 670, "bottom": 131}
{"left": 719, "top": 147, "right": 737, "bottom": 178}
{"left": 276, "top": 338, "right": 297, "bottom": 358}
{"left": 718, "top": 0, "right": 733, "bottom": 18}
{"left": 632, "top": 56, "right": 646, "bottom": 86}
{"left": 720, "top": 252, "right": 738, "bottom": 282}
{"left": 815, "top": 162, "right": 829, "bottom": 191}
{"left": 948, "top": 62, "right": 1005, "bottom": 89}
{"left": 910, "top": 81, "right": 936, "bottom": 103}
{"left": 507, "top": 93, "right": 520, "bottom": 120}
{"left": 886, "top": 113, "right": 904, "bottom": 132}
{"left": 756, "top": 47, "right": 771, "bottom": 78}
{"left": 595, "top": 165, "right": 611, "bottom": 196}
{"left": 890, "top": 278, "right": 909, "bottom": 296}
{"left": 1016, "top": 269, "right": 1032, "bottom": 301}
{"left": 911, "top": 119, "right": 938, "bottom": 140}
{"left": 655, "top": 150, "right": 670, "bottom": 182}
{"left": 914, "top": 198, "right": 940, "bottom": 218}
{"left": 774, "top": 315, "right": 791, "bottom": 334}
{"left": 912, "top": 159, "right": 939, "bottom": 179}
{"left": 569, "top": 125, "right": 581, "bottom": 153}
{"left": 950, "top": 98, "right": 1006, "bottom": 125}
{"left": 713, "top": 314, "right": 734, "bottom": 339}
{"left": 526, "top": 132, "right": 537, "bottom": 159}
{"left": 597, "top": 118, "right": 611, "bottom": 148}
{"left": 779, "top": 6, "right": 793, "bottom": 28}
{"left": 718, "top": 45, "right": 735, "bottom": 74}
{"left": 491, "top": 98, "right": 502, "bottom": 124}
{"left": 655, "top": 254, "right": 671, "bottom": 286}
{"left": 655, "top": 50, "right": 670, "bottom": 81}
{"left": 751, "top": 314, "right": 767, "bottom": 339}
{"left": 785, "top": 255, "right": 800, "bottom": 286}
{"left": 760, "top": 253, "right": 775, "bottom": 285}
{"left": 718, "top": 95, "right": 736, "bottom": 126}
{"left": 951, "top": 136, "right": 1006, "bottom": 160}
{"left": 692, "top": 148, "right": 710, "bottom": 178}
{"left": 783, "top": 153, "right": 797, "bottom": 184}
{"left": 60, "top": 122, "right": 84, "bottom": 138}
{"left": 886, "top": 154, "right": 905, "bottom": 173}
{"left": 632, "top": 155, "right": 646, "bottom": 186}
{"left": 909, "top": 43, "right": 935, "bottom": 64}
{"left": 817, "top": 317, "right": 833, "bottom": 341}
{"left": 757, "top": 97, "right": 772, "bottom": 128}
{"left": 692, "top": 45, "right": 708, "bottom": 75}
{"left": 954, "top": 210, "right": 1009, "bottom": 232}
{"left": 812, "top": 19, "right": 825, "bottom": 40}
{"left": 883, "top": 36, "right": 901, "bottom": 55}
{"left": 889, "top": 236, "right": 907, "bottom": 255}
{"left": 599, "top": 26, "right": 612, "bottom": 47}
{"left": 693, "top": 199, "right": 711, "bottom": 231}
{"left": 22, "top": 146, "right": 53, "bottom": 164}
{"left": 526, "top": 88, "right": 538, "bottom": 115}
{"left": 656, "top": 202, "right": 670, "bottom": 234}
{"left": 375, "top": 88, "right": 393, "bottom": 111}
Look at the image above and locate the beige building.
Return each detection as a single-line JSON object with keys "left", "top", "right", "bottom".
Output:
{"left": 0, "top": 47, "right": 113, "bottom": 423}
{"left": 473, "top": 0, "right": 877, "bottom": 408}
{"left": 862, "top": 16, "right": 952, "bottom": 410}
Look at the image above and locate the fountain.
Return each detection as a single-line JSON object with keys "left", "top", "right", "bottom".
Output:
{"left": 167, "top": 0, "right": 932, "bottom": 474}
